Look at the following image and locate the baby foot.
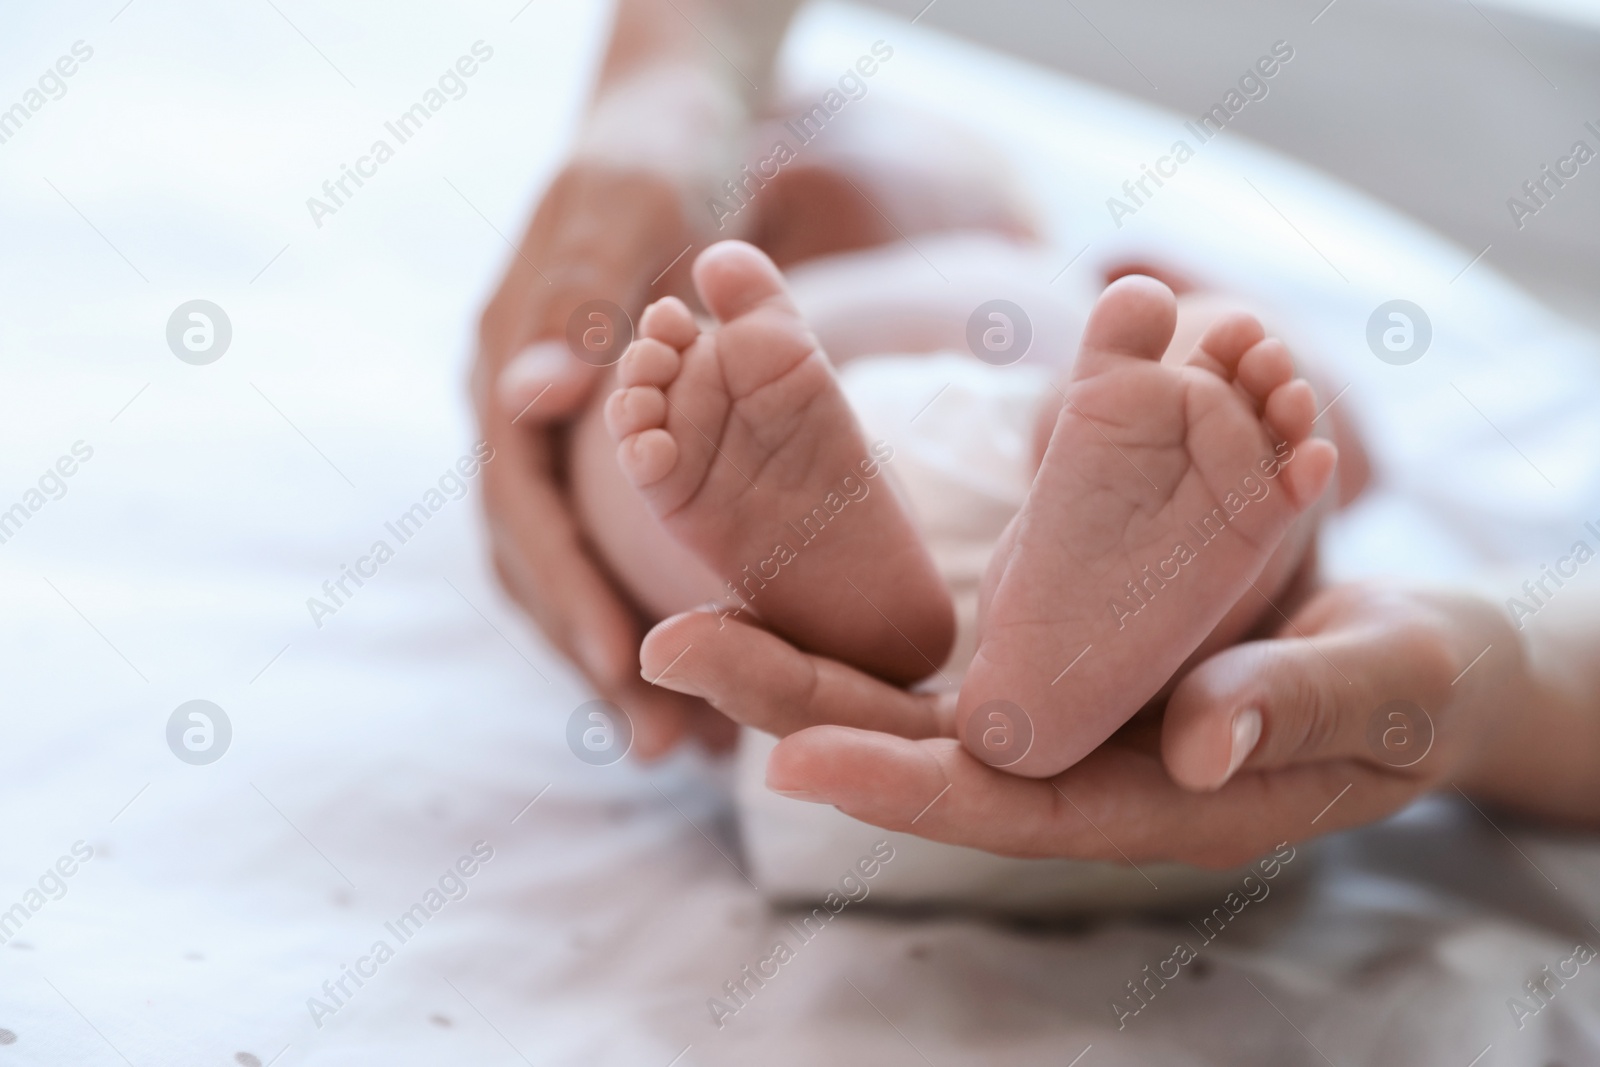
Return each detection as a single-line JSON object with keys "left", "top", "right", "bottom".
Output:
{"left": 959, "top": 275, "right": 1336, "bottom": 778}
{"left": 606, "top": 241, "right": 954, "bottom": 685}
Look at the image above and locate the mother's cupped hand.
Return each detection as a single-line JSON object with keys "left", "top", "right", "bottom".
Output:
{"left": 637, "top": 581, "right": 1517, "bottom": 866}
{"left": 473, "top": 161, "right": 731, "bottom": 759}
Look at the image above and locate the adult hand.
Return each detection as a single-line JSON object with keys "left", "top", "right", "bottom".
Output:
{"left": 638, "top": 581, "right": 1521, "bottom": 866}
{"left": 474, "top": 161, "right": 734, "bottom": 758}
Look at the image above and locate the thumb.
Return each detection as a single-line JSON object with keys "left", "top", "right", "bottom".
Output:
{"left": 496, "top": 340, "right": 601, "bottom": 424}
{"left": 1162, "top": 620, "right": 1455, "bottom": 791}
{"left": 495, "top": 290, "right": 693, "bottom": 425}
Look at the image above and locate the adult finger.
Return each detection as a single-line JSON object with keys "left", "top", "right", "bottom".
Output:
{"left": 486, "top": 267, "right": 615, "bottom": 425}
{"left": 639, "top": 610, "right": 951, "bottom": 740}
{"left": 493, "top": 528, "right": 699, "bottom": 761}
{"left": 482, "top": 427, "right": 702, "bottom": 760}
{"left": 766, "top": 724, "right": 1419, "bottom": 868}
{"left": 474, "top": 256, "right": 633, "bottom": 690}
{"left": 472, "top": 165, "right": 701, "bottom": 714}
{"left": 473, "top": 246, "right": 597, "bottom": 426}
{"left": 480, "top": 412, "right": 634, "bottom": 680}
{"left": 481, "top": 166, "right": 696, "bottom": 422}
{"left": 1161, "top": 589, "right": 1461, "bottom": 791}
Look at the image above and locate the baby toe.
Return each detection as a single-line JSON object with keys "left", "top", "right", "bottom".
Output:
{"left": 619, "top": 338, "right": 682, "bottom": 388}
{"left": 693, "top": 241, "right": 793, "bottom": 325}
{"left": 1264, "top": 378, "right": 1318, "bottom": 444}
{"left": 1280, "top": 437, "right": 1339, "bottom": 510}
{"left": 617, "top": 427, "right": 680, "bottom": 488}
{"left": 1193, "top": 311, "right": 1268, "bottom": 373}
{"left": 1236, "top": 338, "right": 1295, "bottom": 405}
{"left": 604, "top": 386, "right": 668, "bottom": 440}
{"left": 640, "top": 296, "right": 700, "bottom": 350}
{"left": 1077, "top": 275, "right": 1178, "bottom": 374}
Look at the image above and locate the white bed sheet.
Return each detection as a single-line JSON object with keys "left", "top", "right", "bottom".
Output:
{"left": 4, "top": 2, "right": 1600, "bottom": 1064}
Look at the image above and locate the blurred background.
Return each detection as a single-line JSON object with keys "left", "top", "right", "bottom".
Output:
{"left": 879, "top": 0, "right": 1600, "bottom": 328}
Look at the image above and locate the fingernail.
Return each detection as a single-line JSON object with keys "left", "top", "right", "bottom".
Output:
{"left": 1224, "top": 708, "right": 1262, "bottom": 784}
{"left": 770, "top": 786, "right": 825, "bottom": 803}
{"left": 498, "top": 342, "right": 573, "bottom": 409}
{"left": 642, "top": 664, "right": 705, "bottom": 698}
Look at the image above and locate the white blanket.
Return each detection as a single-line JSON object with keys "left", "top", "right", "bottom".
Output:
{"left": 5, "top": 1, "right": 1600, "bottom": 1064}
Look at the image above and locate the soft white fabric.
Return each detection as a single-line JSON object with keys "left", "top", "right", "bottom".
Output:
{"left": 5, "top": 1, "right": 1600, "bottom": 1064}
